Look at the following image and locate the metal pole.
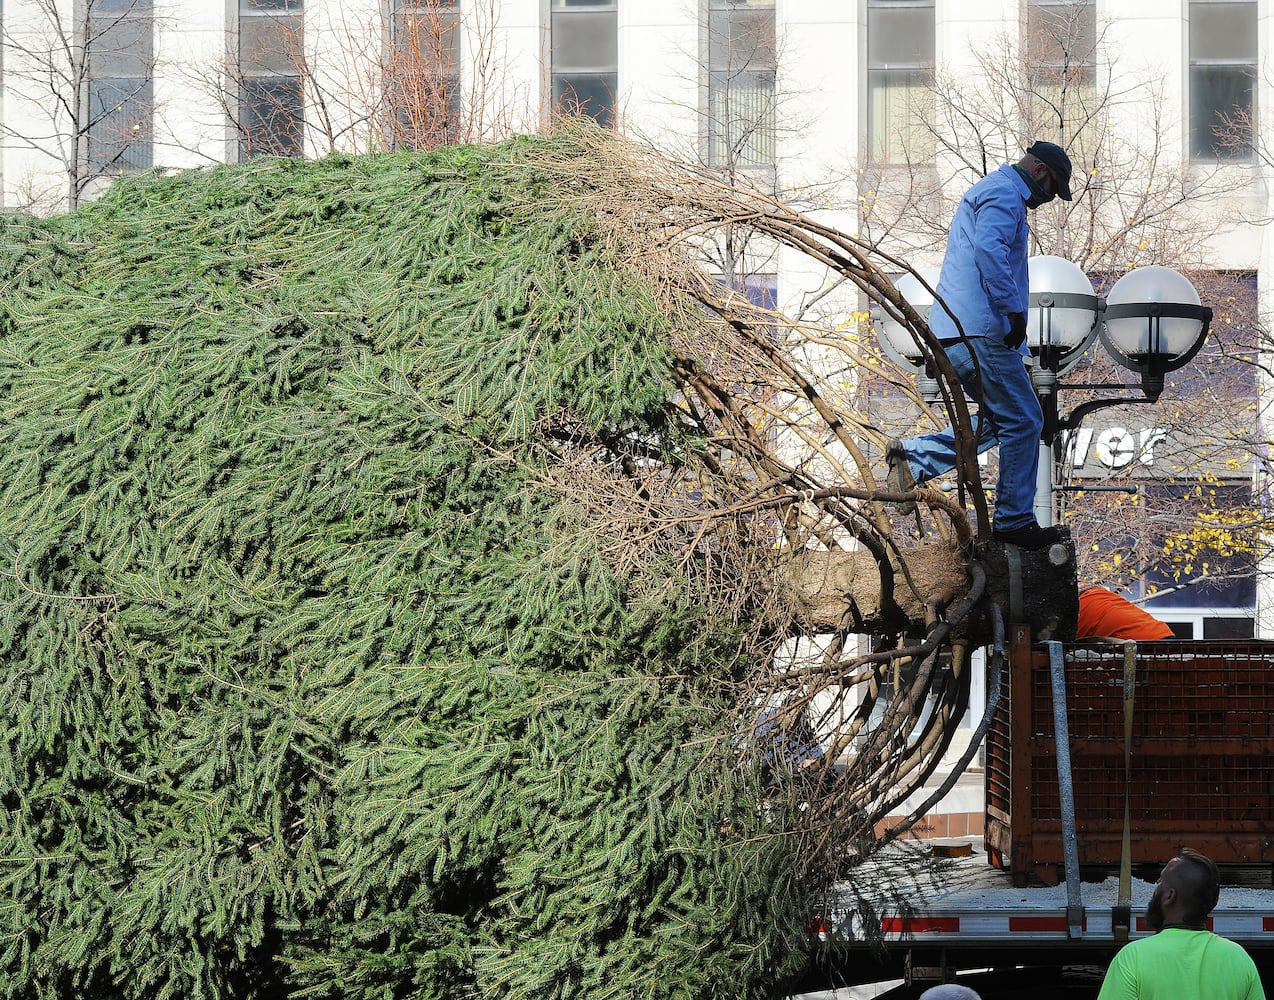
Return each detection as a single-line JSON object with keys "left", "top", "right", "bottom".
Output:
{"left": 1036, "top": 439, "right": 1054, "bottom": 527}
{"left": 1030, "top": 362, "right": 1059, "bottom": 527}
{"left": 1048, "top": 640, "right": 1084, "bottom": 939}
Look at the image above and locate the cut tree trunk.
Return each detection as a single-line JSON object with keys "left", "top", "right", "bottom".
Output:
{"left": 782, "top": 531, "right": 1078, "bottom": 643}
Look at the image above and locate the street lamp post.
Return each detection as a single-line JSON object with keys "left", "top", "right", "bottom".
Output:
{"left": 1025, "top": 256, "right": 1104, "bottom": 526}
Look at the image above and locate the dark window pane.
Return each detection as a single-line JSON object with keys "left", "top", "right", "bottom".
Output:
{"left": 87, "top": 0, "right": 152, "bottom": 178}
{"left": 552, "top": 0, "right": 614, "bottom": 7}
{"left": 88, "top": 14, "right": 151, "bottom": 77}
{"left": 1190, "top": 65, "right": 1254, "bottom": 158}
{"left": 1136, "top": 483, "right": 1258, "bottom": 610}
{"left": 1190, "top": 2, "right": 1257, "bottom": 60}
{"left": 241, "top": 76, "right": 304, "bottom": 157}
{"left": 386, "top": 76, "right": 461, "bottom": 149}
{"left": 1168, "top": 271, "right": 1257, "bottom": 397}
{"left": 393, "top": 0, "right": 458, "bottom": 23}
{"left": 1202, "top": 617, "right": 1256, "bottom": 639}
{"left": 88, "top": 78, "right": 152, "bottom": 173}
{"left": 867, "top": 2, "right": 934, "bottom": 162}
{"left": 868, "top": 67, "right": 933, "bottom": 161}
{"left": 1147, "top": 575, "right": 1257, "bottom": 609}
{"left": 739, "top": 273, "right": 777, "bottom": 310}
{"left": 388, "top": 2, "right": 461, "bottom": 148}
{"left": 868, "top": 3, "right": 934, "bottom": 67}
{"left": 241, "top": 0, "right": 303, "bottom": 11}
{"left": 552, "top": 73, "right": 615, "bottom": 128}
{"left": 550, "top": 4, "right": 615, "bottom": 130}
{"left": 240, "top": 12, "right": 302, "bottom": 75}
{"left": 95, "top": 0, "right": 153, "bottom": 13}
{"left": 1028, "top": 0, "right": 1096, "bottom": 69}
{"left": 393, "top": 4, "right": 460, "bottom": 65}
{"left": 551, "top": 10, "right": 617, "bottom": 71}
{"left": 706, "top": 2, "right": 775, "bottom": 168}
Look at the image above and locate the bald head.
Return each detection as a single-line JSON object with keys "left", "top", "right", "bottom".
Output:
{"left": 919, "top": 987, "right": 982, "bottom": 1000}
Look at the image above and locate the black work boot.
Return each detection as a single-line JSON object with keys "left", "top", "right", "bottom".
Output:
{"left": 884, "top": 438, "right": 916, "bottom": 514}
{"left": 991, "top": 521, "right": 1066, "bottom": 549}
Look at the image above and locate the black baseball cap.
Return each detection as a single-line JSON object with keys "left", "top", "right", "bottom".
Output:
{"left": 1026, "top": 140, "right": 1073, "bottom": 201}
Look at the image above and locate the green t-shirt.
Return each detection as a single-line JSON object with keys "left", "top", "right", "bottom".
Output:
{"left": 1098, "top": 928, "right": 1266, "bottom": 1000}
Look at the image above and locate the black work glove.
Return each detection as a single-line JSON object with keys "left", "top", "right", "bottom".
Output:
{"left": 1004, "top": 311, "right": 1027, "bottom": 351}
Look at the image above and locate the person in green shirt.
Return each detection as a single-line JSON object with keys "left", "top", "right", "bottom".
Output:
{"left": 1098, "top": 850, "right": 1266, "bottom": 1000}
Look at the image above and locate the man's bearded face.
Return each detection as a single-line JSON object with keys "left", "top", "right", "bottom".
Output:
{"left": 1145, "top": 881, "right": 1167, "bottom": 931}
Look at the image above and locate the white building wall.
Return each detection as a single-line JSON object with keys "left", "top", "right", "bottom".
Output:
{"left": 482, "top": 0, "right": 542, "bottom": 138}
{"left": 940, "top": 0, "right": 1018, "bottom": 73}
{"left": 4, "top": 0, "right": 78, "bottom": 208}
{"left": 776, "top": 3, "right": 860, "bottom": 322}
{"left": 153, "top": 1, "right": 233, "bottom": 170}
{"left": 616, "top": 0, "right": 697, "bottom": 158}
{"left": 304, "top": 0, "right": 379, "bottom": 156}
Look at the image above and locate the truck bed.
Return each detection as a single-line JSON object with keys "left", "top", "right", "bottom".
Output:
{"left": 824, "top": 839, "right": 1274, "bottom": 951}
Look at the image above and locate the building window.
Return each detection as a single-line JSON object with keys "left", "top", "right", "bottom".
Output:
{"left": 550, "top": 0, "right": 617, "bottom": 128}
{"left": 866, "top": 0, "right": 934, "bottom": 164}
{"left": 86, "top": 0, "right": 153, "bottom": 176}
{"left": 705, "top": 0, "right": 775, "bottom": 170}
{"left": 1025, "top": 0, "right": 1096, "bottom": 146}
{"left": 1145, "top": 483, "right": 1257, "bottom": 601}
{"left": 239, "top": 0, "right": 304, "bottom": 159}
{"left": 387, "top": 0, "right": 461, "bottom": 149}
{"left": 720, "top": 272, "right": 777, "bottom": 310}
{"left": 1189, "top": 0, "right": 1256, "bottom": 160}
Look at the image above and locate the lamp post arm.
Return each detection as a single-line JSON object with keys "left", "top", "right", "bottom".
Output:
{"left": 1050, "top": 394, "right": 1156, "bottom": 443}
{"left": 1054, "top": 484, "right": 1139, "bottom": 495}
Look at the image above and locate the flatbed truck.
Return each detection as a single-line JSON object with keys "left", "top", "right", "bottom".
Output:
{"left": 804, "top": 630, "right": 1274, "bottom": 997}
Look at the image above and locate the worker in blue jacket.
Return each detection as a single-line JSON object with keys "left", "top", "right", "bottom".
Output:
{"left": 886, "top": 140, "right": 1073, "bottom": 550}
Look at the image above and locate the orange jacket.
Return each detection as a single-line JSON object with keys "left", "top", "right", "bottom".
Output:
{"left": 1077, "top": 586, "right": 1174, "bottom": 640}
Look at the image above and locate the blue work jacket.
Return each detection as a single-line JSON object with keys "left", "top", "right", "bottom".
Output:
{"left": 929, "top": 163, "right": 1031, "bottom": 355}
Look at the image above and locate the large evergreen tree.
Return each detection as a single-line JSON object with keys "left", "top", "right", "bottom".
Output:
{"left": 0, "top": 131, "right": 818, "bottom": 999}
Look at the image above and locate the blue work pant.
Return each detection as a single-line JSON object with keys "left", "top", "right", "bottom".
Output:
{"left": 899, "top": 336, "right": 1042, "bottom": 531}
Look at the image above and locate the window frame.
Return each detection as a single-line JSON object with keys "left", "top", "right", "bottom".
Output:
{"left": 237, "top": 0, "right": 305, "bottom": 160}
{"left": 1188, "top": 0, "right": 1257, "bottom": 162}
{"left": 387, "top": 0, "right": 463, "bottom": 149}
{"left": 86, "top": 76, "right": 154, "bottom": 175}
{"left": 85, "top": 0, "right": 153, "bottom": 178}
{"left": 865, "top": 0, "right": 935, "bottom": 166}
{"left": 704, "top": 0, "right": 777, "bottom": 171}
{"left": 240, "top": 0, "right": 303, "bottom": 12}
{"left": 548, "top": 0, "right": 617, "bottom": 128}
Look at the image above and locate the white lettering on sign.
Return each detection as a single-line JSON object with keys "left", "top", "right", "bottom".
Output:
{"left": 1064, "top": 426, "right": 1165, "bottom": 469}
{"left": 1066, "top": 428, "right": 1093, "bottom": 468}
{"left": 1095, "top": 428, "right": 1136, "bottom": 467}
{"left": 1138, "top": 428, "right": 1166, "bottom": 465}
